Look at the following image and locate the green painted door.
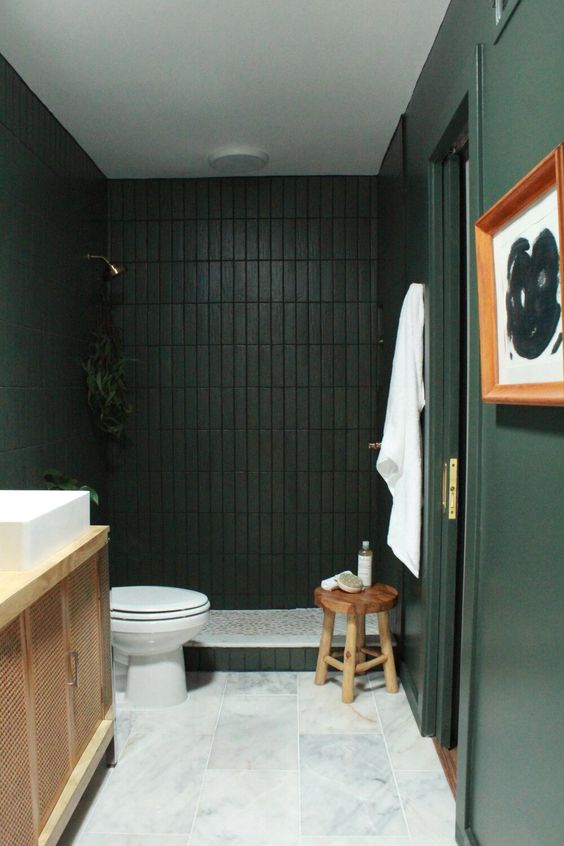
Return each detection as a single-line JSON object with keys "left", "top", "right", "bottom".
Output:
{"left": 435, "top": 148, "right": 469, "bottom": 750}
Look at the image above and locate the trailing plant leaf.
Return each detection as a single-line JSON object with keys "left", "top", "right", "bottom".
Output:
{"left": 44, "top": 469, "right": 99, "bottom": 506}
{"left": 83, "top": 331, "right": 133, "bottom": 440}
{"left": 81, "top": 273, "right": 133, "bottom": 443}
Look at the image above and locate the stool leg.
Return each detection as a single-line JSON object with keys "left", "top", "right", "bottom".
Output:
{"left": 342, "top": 613, "right": 358, "bottom": 703}
{"left": 377, "top": 610, "right": 398, "bottom": 693}
{"left": 356, "top": 615, "right": 366, "bottom": 663}
{"left": 315, "top": 609, "right": 335, "bottom": 685}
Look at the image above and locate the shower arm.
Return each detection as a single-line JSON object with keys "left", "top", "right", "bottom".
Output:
{"left": 87, "top": 253, "right": 126, "bottom": 277}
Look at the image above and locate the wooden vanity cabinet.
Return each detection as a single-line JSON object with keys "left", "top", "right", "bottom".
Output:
{"left": 0, "top": 616, "right": 37, "bottom": 845}
{"left": 0, "top": 527, "right": 113, "bottom": 846}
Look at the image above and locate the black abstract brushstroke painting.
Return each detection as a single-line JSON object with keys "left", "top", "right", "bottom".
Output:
{"left": 506, "top": 228, "right": 561, "bottom": 360}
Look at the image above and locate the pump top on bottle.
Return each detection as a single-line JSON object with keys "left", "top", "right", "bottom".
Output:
{"left": 357, "top": 540, "right": 373, "bottom": 587}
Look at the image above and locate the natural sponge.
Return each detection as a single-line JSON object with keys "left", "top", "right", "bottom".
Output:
{"left": 335, "top": 571, "right": 364, "bottom": 593}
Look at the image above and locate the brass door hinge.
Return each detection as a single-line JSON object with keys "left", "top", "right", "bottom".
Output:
{"left": 448, "top": 458, "right": 458, "bottom": 520}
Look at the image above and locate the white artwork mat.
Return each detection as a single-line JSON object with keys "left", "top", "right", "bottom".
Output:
{"left": 492, "top": 186, "right": 562, "bottom": 385}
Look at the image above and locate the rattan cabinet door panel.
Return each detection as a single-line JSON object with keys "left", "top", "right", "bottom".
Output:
{"left": 0, "top": 618, "right": 36, "bottom": 846}
{"left": 28, "top": 582, "right": 72, "bottom": 831}
{"left": 98, "top": 546, "right": 113, "bottom": 713}
{"left": 67, "top": 555, "right": 103, "bottom": 762}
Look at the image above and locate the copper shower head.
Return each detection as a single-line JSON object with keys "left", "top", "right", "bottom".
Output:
{"left": 87, "top": 253, "right": 127, "bottom": 277}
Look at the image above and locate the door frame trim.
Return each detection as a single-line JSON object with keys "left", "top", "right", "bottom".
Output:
{"left": 436, "top": 150, "right": 465, "bottom": 748}
{"left": 420, "top": 93, "right": 469, "bottom": 737}
{"left": 455, "top": 44, "right": 486, "bottom": 841}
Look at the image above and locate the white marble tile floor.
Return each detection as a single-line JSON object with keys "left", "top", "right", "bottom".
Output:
{"left": 58, "top": 671, "right": 457, "bottom": 846}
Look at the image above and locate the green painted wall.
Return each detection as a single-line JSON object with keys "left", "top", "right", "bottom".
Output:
{"left": 0, "top": 56, "right": 107, "bottom": 504}
{"left": 374, "top": 118, "right": 410, "bottom": 645}
{"left": 106, "top": 177, "right": 379, "bottom": 608}
{"left": 377, "top": 1, "right": 564, "bottom": 844}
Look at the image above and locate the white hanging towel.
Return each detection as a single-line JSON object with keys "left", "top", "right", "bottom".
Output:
{"left": 376, "top": 283, "right": 425, "bottom": 577}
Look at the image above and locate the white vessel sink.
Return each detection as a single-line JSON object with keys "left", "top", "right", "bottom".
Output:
{"left": 0, "top": 490, "right": 90, "bottom": 571}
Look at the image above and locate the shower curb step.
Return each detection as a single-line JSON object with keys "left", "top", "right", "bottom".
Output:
{"left": 182, "top": 608, "right": 393, "bottom": 672}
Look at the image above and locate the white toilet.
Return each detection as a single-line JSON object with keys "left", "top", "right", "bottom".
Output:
{"left": 110, "top": 585, "right": 210, "bottom": 709}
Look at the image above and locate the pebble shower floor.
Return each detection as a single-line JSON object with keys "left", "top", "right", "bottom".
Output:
{"left": 59, "top": 671, "right": 456, "bottom": 846}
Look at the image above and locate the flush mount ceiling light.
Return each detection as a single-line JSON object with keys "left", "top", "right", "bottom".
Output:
{"left": 208, "top": 146, "right": 269, "bottom": 175}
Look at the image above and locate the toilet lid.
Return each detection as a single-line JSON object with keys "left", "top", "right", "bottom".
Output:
{"left": 111, "top": 586, "right": 209, "bottom": 614}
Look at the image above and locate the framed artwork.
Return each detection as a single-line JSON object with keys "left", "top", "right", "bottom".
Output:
{"left": 475, "top": 143, "right": 564, "bottom": 405}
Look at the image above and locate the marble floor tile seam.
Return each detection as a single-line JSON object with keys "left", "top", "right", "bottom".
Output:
{"left": 223, "top": 691, "right": 298, "bottom": 698}
{"left": 367, "top": 685, "right": 415, "bottom": 844}
{"left": 297, "top": 687, "right": 304, "bottom": 839}
{"left": 187, "top": 673, "right": 228, "bottom": 846}
{"left": 79, "top": 838, "right": 190, "bottom": 846}
{"left": 394, "top": 771, "right": 457, "bottom": 845}
{"left": 191, "top": 768, "right": 305, "bottom": 782}
{"left": 299, "top": 840, "right": 414, "bottom": 845}
{"left": 74, "top": 828, "right": 192, "bottom": 840}
{"left": 298, "top": 730, "right": 386, "bottom": 738}
{"left": 371, "top": 679, "right": 442, "bottom": 773}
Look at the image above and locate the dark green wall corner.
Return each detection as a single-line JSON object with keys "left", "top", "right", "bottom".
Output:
{"left": 0, "top": 56, "right": 108, "bottom": 508}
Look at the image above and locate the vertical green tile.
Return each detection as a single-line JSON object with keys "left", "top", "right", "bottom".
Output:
{"left": 99, "top": 170, "right": 378, "bottom": 608}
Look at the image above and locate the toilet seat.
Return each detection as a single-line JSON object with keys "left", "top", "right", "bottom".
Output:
{"left": 111, "top": 586, "right": 210, "bottom": 621}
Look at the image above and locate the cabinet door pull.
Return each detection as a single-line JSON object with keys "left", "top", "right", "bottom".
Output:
{"left": 68, "top": 650, "right": 80, "bottom": 688}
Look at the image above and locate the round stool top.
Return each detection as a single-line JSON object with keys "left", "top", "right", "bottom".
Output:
{"left": 314, "top": 583, "right": 398, "bottom": 615}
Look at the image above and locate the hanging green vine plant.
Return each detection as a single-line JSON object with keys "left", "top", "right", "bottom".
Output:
{"left": 83, "top": 333, "right": 132, "bottom": 439}
{"left": 44, "top": 469, "right": 99, "bottom": 505}
{"left": 83, "top": 276, "right": 133, "bottom": 441}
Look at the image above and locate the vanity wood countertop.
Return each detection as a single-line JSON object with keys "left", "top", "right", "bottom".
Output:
{"left": 0, "top": 525, "right": 109, "bottom": 629}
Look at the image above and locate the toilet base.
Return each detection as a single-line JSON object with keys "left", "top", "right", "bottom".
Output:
{"left": 125, "top": 646, "right": 187, "bottom": 708}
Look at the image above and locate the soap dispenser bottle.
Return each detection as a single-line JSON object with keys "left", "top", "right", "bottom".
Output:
{"left": 358, "top": 540, "right": 373, "bottom": 587}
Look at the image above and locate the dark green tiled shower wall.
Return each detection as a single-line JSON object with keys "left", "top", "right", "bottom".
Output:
{"left": 107, "top": 176, "right": 379, "bottom": 608}
{"left": 0, "top": 55, "right": 107, "bottom": 500}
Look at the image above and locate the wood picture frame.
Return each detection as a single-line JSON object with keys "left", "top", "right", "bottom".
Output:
{"left": 475, "top": 143, "right": 564, "bottom": 404}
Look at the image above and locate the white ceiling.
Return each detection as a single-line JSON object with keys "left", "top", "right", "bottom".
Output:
{"left": 0, "top": 0, "right": 450, "bottom": 178}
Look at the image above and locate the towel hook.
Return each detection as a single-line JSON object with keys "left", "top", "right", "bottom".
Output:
{"left": 368, "top": 442, "right": 382, "bottom": 450}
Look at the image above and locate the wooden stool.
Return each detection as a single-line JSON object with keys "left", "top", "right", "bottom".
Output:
{"left": 314, "top": 583, "right": 399, "bottom": 703}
